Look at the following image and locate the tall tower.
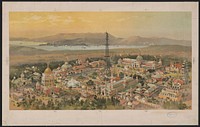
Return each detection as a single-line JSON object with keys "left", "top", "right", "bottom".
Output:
{"left": 105, "top": 32, "right": 111, "bottom": 76}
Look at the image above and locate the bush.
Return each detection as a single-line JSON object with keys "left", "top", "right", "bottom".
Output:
{"left": 86, "top": 80, "right": 95, "bottom": 86}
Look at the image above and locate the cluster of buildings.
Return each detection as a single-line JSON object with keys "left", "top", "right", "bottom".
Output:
{"left": 118, "top": 55, "right": 162, "bottom": 70}
{"left": 10, "top": 54, "right": 191, "bottom": 110}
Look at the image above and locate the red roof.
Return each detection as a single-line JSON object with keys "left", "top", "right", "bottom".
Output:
{"left": 114, "top": 77, "right": 120, "bottom": 81}
{"left": 120, "top": 99, "right": 126, "bottom": 105}
{"left": 122, "top": 60, "right": 132, "bottom": 64}
{"left": 174, "top": 63, "right": 182, "bottom": 69}
{"left": 45, "top": 89, "right": 51, "bottom": 95}
{"left": 73, "top": 65, "right": 85, "bottom": 70}
{"left": 173, "top": 79, "right": 184, "bottom": 85}
{"left": 54, "top": 87, "right": 60, "bottom": 93}
{"left": 145, "top": 63, "right": 154, "bottom": 66}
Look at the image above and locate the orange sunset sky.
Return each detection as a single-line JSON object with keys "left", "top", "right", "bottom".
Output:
{"left": 9, "top": 12, "right": 191, "bottom": 40}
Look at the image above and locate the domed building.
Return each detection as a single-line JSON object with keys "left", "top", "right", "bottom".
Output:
{"left": 136, "top": 55, "right": 143, "bottom": 61}
{"left": 41, "top": 65, "right": 54, "bottom": 86}
{"left": 61, "top": 61, "right": 72, "bottom": 71}
{"left": 134, "top": 54, "right": 143, "bottom": 68}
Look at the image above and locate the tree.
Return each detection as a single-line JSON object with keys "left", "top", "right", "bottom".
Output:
{"left": 86, "top": 80, "right": 94, "bottom": 86}
{"left": 69, "top": 86, "right": 72, "bottom": 91}
{"left": 92, "top": 72, "right": 98, "bottom": 79}
{"left": 80, "top": 100, "right": 84, "bottom": 106}
{"left": 178, "top": 101, "right": 188, "bottom": 110}
{"left": 119, "top": 72, "right": 124, "bottom": 79}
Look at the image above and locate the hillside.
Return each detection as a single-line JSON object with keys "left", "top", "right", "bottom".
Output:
{"left": 9, "top": 45, "right": 48, "bottom": 56}
{"left": 10, "top": 37, "right": 31, "bottom": 41}
{"left": 9, "top": 45, "right": 192, "bottom": 66}
{"left": 10, "top": 33, "right": 191, "bottom": 46}
{"left": 144, "top": 45, "right": 192, "bottom": 52}
{"left": 33, "top": 33, "right": 122, "bottom": 46}
{"left": 119, "top": 36, "right": 191, "bottom": 46}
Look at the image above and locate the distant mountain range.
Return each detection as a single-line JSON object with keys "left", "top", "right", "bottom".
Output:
{"left": 10, "top": 33, "right": 191, "bottom": 46}
{"left": 119, "top": 36, "right": 191, "bottom": 46}
{"left": 9, "top": 45, "right": 48, "bottom": 56}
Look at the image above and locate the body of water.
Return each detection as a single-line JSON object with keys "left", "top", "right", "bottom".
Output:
{"left": 10, "top": 41, "right": 148, "bottom": 51}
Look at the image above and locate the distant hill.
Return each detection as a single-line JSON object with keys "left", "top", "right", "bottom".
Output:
{"left": 10, "top": 33, "right": 191, "bottom": 46}
{"left": 10, "top": 45, "right": 48, "bottom": 55}
{"left": 119, "top": 36, "right": 191, "bottom": 46}
{"left": 10, "top": 37, "right": 31, "bottom": 41}
{"left": 32, "top": 33, "right": 122, "bottom": 46}
{"left": 143, "top": 45, "right": 192, "bottom": 52}
{"left": 9, "top": 44, "right": 192, "bottom": 66}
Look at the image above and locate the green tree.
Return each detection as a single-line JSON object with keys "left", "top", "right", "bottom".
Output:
{"left": 178, "top": 101, "right": 188, "bottom": 110}
{"left": 86, "top": 80, "right": 94, "bottom": 86}
{"left": 119, "top": 72, "right": 124, "bottom": 79}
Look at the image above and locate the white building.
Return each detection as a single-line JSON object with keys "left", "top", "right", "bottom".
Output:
{"left": 67, "top": 78, "right": 80, "bottom": 88}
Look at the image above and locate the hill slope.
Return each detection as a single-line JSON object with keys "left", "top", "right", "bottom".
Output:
{"left": 9, "top": 45, "right": 48, "bottom": 55}
{"left": 119, "top": 36, "right": 191, "bottom": 46}
{"left": 33, "top": 33, "right": 122, "bottom": 46}
{"left": 10, "top": 33, "right": 191, "bottom": 46}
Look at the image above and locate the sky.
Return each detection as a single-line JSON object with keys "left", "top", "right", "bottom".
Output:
{"left": 9, "top": 12, "right": 192, "bottom": 40}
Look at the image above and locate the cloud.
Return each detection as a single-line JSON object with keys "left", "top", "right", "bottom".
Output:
{"left": 47, "top": 15, "right": 60, "bottom": 21}
{"left": 10, "top": 14, "right": 75, "bottom": 25}
{"left": 46, "top": 15, "right": 62, "bottom": 25}
{"left": 10, "top": 14, "right": 45, "bottom": 24}
{"left": 28, "top": 15, "right": 42, "bottom": 20}
{"left": 10, "top": 20, "right": 27, "bottom": 24}
{"left": 23, "top": 14, "right": 47, "bottom": 23}
{"left": 63, "top": 16, "right": 74, "bottom": 24}
{"left": 78, "top": 17, "right": 93, "bottom": 23}
{"left": 116, "top": 17, "right": 131, "bottom": 22}
{"left": 116, "top": 15, "right": 140, "bottom": 22}
{"left": 116, "top": 18, "right": 127, "bottom": 22}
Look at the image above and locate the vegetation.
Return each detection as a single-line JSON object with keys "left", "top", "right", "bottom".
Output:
{"left": 86, "top": 57, "right": 104, "bottom": 63}
{"left": 163, "top": 100, "right": 188, "bottom": 110}
{"left": 86, "top": 80, "right": 95, "bottom": 86}
{"left": 119, "top": 72, "right": 124, "bottom": 79}
{"left": 91, "top": 72, "right": 98, "bottom": 79}
{"left": 9, "top": 52, "right": 191, "bottom": 110}
{"left": 111, "top": 55, "right": 121, "bottom": 64}
{"left": 49, "top": 61, "right": 65, "bottom": 69}
{"left": 68, "top": 59, "right": 78, "bottom": 66}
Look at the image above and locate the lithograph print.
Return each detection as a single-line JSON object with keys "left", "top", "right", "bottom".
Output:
{"left": 2, "top": 2, "right": 198, "bottom": 125}
{"left": 9, "top": 12, "right": 192, "bottom": 110}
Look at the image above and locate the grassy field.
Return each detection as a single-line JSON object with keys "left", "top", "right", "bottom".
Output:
{"left": 9, "top": 45, "right": 192, "bottom": 66}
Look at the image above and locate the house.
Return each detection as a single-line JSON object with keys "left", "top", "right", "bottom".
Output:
{"left": 88, "top": 60, "right": 106, "bottom": 68}
{"left": 135, "top": 88, "right": 142, "bottom": 94}
{"left": 144, "top": 87, "right": 156, "bottom": 97}
{"left": 120, "top": 99, "right": 126, "bottom": 106}
{"left": 143, "top": 61, "right": 156, "bottom": 69}
{"left": 172, "top": 79, "right": 184, "bottom": 90}
{"left": 158, "top": 88, "right": 181, "bottom": 101}
{"left": 152, "top": 74, "right": 163, "bottom": 82}
{"left": 32, "top": 72, "right": 41, "bottom": 81}
{"left": 67, "top": 78, "right": 81, "bottom": 88}
{"left": 169, "top": 63, "right": 182, "bottom": 73}
{"left": 118, "top": 58, "right": 141, "bottom": 68}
